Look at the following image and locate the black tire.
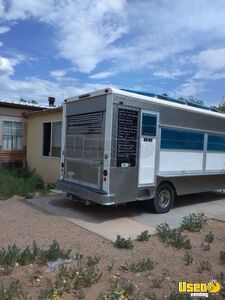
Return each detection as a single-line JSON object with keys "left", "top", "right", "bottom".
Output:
{"left": 145, "top": 183, "right": 175, "bottom": 213}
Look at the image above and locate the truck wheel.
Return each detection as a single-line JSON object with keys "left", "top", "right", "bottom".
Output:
{"left": 144, "top": 183, "right": 175, "bottom": 213}
{"left": 153, "top": 183, "right": 175, "bottom": 213}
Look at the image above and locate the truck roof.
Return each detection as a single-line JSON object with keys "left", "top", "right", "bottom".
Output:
{"left": 65, "top": 87, "right": 225, "bottom": 120}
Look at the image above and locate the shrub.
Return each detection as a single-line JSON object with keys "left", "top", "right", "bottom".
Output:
{"left": 201, "top": 242, "right": 210, "bottom": 251}
{"left": 183, "top": 252, "right": 193, "bottom": 266}
{"left": 156, "top": 223, "right": 192, "bottom": 249}
{"left": 151, "top": 277, "right": 164, "bottom": 288}
{"left": 204, "top": 232, "right": 214, "bottom": 243}
{"left": 0, "top": 168, "right": 47, "bottom": 200}
{"left": 0, "top": 240, "right": 71, "bottom": 274}
{"left": 169, "top": 290, "right": 191, "bottom": 299}
{"left": 220, "top": 251, "right": 225, "bottom": 266}
{"left": 137, "top": 230, "right": 150, "bottom": 242}
{"left": 0, "top": 279, "right": 27, "bottom": 300}
{"left": 197, "top": 260, "right": 212, "bottom": 273}
{"left": 40, "top": 261, "right": 102, "bottom": 299}
{"left": 115, "top": 235, "right": 134, "bottom": 250}
{"left": 181, "top": 213, "right": 207, "bottom": 232}
{"left": 125, "top": 258, "right": 153, "bottom": 273}
{"left": 98, "top": 278, "right": 140, "bottom": 300}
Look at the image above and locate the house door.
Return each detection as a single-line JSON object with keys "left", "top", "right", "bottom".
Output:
{"left": 138, "top": 110, "right": 158, "bottom": 186}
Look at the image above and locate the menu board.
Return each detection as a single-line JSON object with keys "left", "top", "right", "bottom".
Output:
{"left": 117, "top": 108, "right": 138, "bottom": 167}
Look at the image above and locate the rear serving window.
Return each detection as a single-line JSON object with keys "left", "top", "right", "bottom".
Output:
{"left": 67, "top": 112, "right": 103, "bottom": 135}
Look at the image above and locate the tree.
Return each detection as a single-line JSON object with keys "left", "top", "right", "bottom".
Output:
{"left": 178, "top": 96, "right": 204, "bottom": 106}
{"left": 214, "top": 101, "right": 225, "bottom": 112}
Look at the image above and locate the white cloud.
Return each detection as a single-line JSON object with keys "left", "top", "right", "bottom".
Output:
{"left": 0, "top": 56, "right": 15, "bottom": 76}
{"left": 176, "top": 81, "right": 206, "bottom": 97}
{"left": 0, "top": 74, "right": 108, "bottom": 104}
{"left": 3, "top": 0, "right": 225, "bottom": 75}
{"left": 153, "top": 69, "right": 186, "bottom": 79}
{"left": 1, "top": 0, "right": 225, "bottom": 100}
{"left": 0, "top": 26, "right": 10, "bottom": 34}
{"left": 89, "top": 71, "right": 116, "bottom": 79}
{"left": 0, "top": 42, "right": 3, "bottom": 47}
{"left": 193, "top": 48, "right": 225, "bottom": 71}
{"left": 50, "top": 69, "right": 67, "bottom": 78}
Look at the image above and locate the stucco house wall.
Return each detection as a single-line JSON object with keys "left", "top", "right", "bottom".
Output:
{"left": 26, "top": 108, "right": 62, "bottom": 183}
{"left": 0, "top": 103, "right": 43, "bottom": 166}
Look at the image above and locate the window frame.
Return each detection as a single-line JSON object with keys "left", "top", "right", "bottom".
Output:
{"left": 42, "top": 121, "right": 62, "bottom": 158}
{"left": 2, "top": 120, "right": 23, "bottom": 150}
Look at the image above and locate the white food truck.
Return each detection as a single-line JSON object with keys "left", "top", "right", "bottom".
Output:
{"left": 57, "top": 88, "right": 225, "bottom": 213}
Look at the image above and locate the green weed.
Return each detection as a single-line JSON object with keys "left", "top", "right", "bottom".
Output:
{"left": 151, "top": 277, "right": 164, "bottom": 288}
{"left": 0, "top": 168, "right": 48, "bottom": 200}
{"left": 137, "top": 230, "right": 150, "bottom": 242}
{"left": 204, "top": 231, "right": 214, "bottom": 243}
{"left": 0, "top": 240, "right": 70, "bottom": 274}
{"left": 197, "top": 260, "right": 212, "bottom": 273}
{"left": 0, "top": 279, "right": 27, "bottom": 300}
{"left": 124, "top": 258, "right": 153, "bottom": 273}
{"left": 220, "top": 251, "right": 225, "bottom": 266}
{"left": 156, "top": 223, "right": 192, "bottom": 249}
{"left": 183, "top": 252, "right": 193, "bottom": 266}
{"left": 201, "top": 242, "right": 210, "bottom": 251}
{"left": 40, "top": 259, "right": 102, "bottom": 299}
{"left": 181, "top": 213, "right": 207, "bottom": 232}
{"left": 115, "top": 235, "right": 134, "bottom": 250}
{"left": 169, "top": 290, "right": 191, "bottom": 300}
{"left": 98, "top": 278, "right": 140, "bottom": 300}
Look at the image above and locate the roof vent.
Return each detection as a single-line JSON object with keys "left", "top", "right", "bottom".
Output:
{"left": 48, "top": 97, "right": 55, "bottom": 107}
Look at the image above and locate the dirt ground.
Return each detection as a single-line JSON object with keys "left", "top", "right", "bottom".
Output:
{"left": 0, "top": 197, "right": 225, "bottom": 299}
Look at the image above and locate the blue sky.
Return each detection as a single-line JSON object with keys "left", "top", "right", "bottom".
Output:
{"left": 0, "top": 0, "right": 225, "bottom": 106}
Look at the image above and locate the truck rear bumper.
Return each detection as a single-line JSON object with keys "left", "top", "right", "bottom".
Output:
{"left": 55, "top": 180, "right": 115, "bottom": 205}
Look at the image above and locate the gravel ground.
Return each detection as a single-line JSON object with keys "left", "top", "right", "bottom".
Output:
{"left": 0, "top": 197, "right": 225, "bottom": 299}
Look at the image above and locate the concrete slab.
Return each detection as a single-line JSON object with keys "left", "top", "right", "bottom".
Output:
{"left": 27, "top": 191, "right": 225, "bottom": 241}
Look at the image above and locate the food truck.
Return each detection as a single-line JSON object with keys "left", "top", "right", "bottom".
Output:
{"left": 57, "top": 88, "right": 225, "bottom": 213}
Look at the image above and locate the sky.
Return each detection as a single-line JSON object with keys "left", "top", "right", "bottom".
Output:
{"left": 0, "top": 0, "right": 225, "bottom": 106}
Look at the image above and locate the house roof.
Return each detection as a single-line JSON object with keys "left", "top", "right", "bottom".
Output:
{"left": 25, "top": 106, "right": 62, "bottom": 117}
{"left": 0, "top": 99, "right": 47, "bottom": 110}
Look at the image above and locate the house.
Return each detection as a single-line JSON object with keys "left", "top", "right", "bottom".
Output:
{"left": 26, "top": 106, "right": 63, "bottom": 183}
{"left": 0, "top": 100, "right": 45, "bottom": 167}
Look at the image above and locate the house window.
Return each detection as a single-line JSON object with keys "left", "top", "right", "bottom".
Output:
{"left": 42, "top": 121, "right": 62, "bottom": 157}
{"left": 2, "top": 121, "right": 23, "bottom": 150}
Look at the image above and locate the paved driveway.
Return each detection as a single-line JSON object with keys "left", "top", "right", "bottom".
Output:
{"left": 27, "top": 191, "right": 225, "bottom": 241}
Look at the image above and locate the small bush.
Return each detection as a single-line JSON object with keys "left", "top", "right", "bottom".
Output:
{"left": 137, "top": 230, "right": 150, "bottom": 242}
{"left": 115, "top": 235, "right": 134, "bottom": 250}
{"left": 156, "top": 223, "right": 191, "bottom": 249}
{"left": 169, "top": 290, "right": 191, "bottom": 299}
{"left": 107, "top": 258, "right": 116, "bottom": 272}
{"left": 181, "top": 213, "right": 207, "bottom": 232}
{"left": 125, "top": 258, "right": 153, "bottom": 273}
{"left": 183, "top": 252, "right": 193, "bottom": 266}
{"left": 0, "top": 279, "right": 27, "bottom": 300}
{"left": 197, "top": 260, "right": 212, "bottom": 273}
{"left": 151, "top": 277, "right": 164, "bottom": 288}
{"left": 0, "top": 168, "right": 48, "bottom": 200}
{"left": 0, "top": 240, "right": 71, "bottom": 274}
{"left": 40, "top": 261, "right": 102, "bottom": 299}
{"left": 87, "top": 256, "right": 101, "bottom": 267}
{"left": 220, "top": 251, "right": 225, "bottom": 266}
{"left": 204, "top": 232, "right": 214, "bottom": 243}
{"left": 201, "top": 242, "right": 210, "bottom": 251}
{"left": 98, "top": 278, "right": 140, "bottom": 300}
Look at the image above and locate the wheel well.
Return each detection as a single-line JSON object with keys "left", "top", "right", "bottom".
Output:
{"left": 157, "top": 181, "right": 177, "bottom": 196}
